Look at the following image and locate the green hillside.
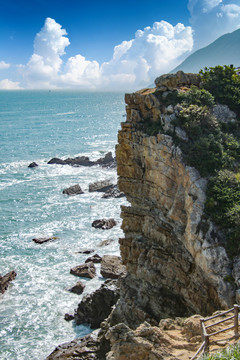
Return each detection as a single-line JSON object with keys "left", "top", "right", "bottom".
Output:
{"left": 172, "top": 28, "right": 240, "bottom": 73}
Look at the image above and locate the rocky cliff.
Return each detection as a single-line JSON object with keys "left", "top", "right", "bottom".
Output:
{"left": 113, "top": 71, "right": 237, "bottom": 329}
{"left": 47, "top": 71, "right": 240, "bottom": 359}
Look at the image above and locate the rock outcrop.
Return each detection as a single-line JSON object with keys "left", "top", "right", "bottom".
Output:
{"left": 32, "top": 236, "right": 59, "bottom": 244}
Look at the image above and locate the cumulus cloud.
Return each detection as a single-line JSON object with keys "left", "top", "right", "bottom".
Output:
{"left": 0, "top": 79, "right": 22, "bottom": 89}
{"left": 188, "top": 0, "right": 240, "bottom": 49}
{"left": 0, "top": 61, "right": 10, "bottom": 69}
{"left": 23, "top": 17, "right": 70, "bottom": 88}
{"left": 22, "top": 18, "right": 193, "bottom": 90}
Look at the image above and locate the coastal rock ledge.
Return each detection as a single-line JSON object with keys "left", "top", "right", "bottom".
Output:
{"left": 46, "top": 71, "right": 238, "bottom": 359}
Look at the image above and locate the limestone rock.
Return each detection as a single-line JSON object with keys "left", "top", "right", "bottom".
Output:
{"left": 212, "top": 104, "right": 237, "bottom": 124}
{"left": 155, "top": 71, "right": 200, "bottom": 90}
{"left": 89, "top": 180, "right": 114, "bottom": 192}
{"left": 74, "top": 279, "right": 120, "bottom": 328}
{"left": 62, "top": 184, "right": 84, "bottom": 196}
{"left": 92, "top": 219, "right": 117, "bottom": 230}
{"left": 0, "top": 271, "right": 17, "bottom": 294}
{"left": 100, "top": 255, "right": 126, "bottom": 279}
{"left": 70, "top": 262, "right": 96, "bottom": 279}
{"left": 32, "top": 237, "right": 59, "bottom": 244}
{"left": 68, "top": 281, "right": 85, "bottom": 295}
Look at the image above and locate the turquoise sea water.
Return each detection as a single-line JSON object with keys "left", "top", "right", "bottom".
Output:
{"left": 0, "top": 91, "right": 127, "bottom": 359}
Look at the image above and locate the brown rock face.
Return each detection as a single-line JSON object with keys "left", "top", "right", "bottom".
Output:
{"left": 114, "top": 73, "right": 235, "bottom": 328}
{"left": 100, "top": 255, "right": 127, "bottom": 279}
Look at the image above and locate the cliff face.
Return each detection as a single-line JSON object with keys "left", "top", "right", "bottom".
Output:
{"left": 114, "top": 72, "right": 236, "bottom": 328}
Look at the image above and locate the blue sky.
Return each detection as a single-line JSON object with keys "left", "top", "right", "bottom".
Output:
{"left": 0, "top": 0, "right": 240, "bottom": 90}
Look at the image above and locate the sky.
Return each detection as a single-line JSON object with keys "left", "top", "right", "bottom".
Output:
{"left": 0, "top": 0, "right": 240, "bottom": 90}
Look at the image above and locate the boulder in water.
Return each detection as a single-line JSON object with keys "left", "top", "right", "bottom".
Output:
{"left": 70, "top": 262, "right": 96, "bottom": 279}
{"left": 100, "top": 255, "right": 126, "bottom": 279}
{"left": 92, "top": 218, "right": 117, "bottom": 230}
{"left": 0, "top": 271, "right": 17, "bottom": 294}
{"left": 32, "top": 237, "right": 59, "bottom": 244}
{"left": 62, "top": 184, "right": 84, "bottom": 196}
{"left": 28, "top": 162, "right": 38, "bottom": 168}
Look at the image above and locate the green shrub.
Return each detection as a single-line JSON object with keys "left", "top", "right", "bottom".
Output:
{"left": 200, "top": 65, "right": 240, "bottom": 115}
{"left": 178, "top": 86, "right": 215, "bottom": 108}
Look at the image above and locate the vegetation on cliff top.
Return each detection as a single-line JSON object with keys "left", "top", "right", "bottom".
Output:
{"left": 174, "top": 65, "right": 240, "bottom": 256}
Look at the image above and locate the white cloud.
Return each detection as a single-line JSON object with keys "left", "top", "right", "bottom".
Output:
{"left": 188, "top": 0, "right": 240, "bottom": 49}
{"left": 0, "top": 79, "right": 22, "bottom": 89}
{"left": 0, "top": 61, "right": 10, "bottom": 69}
{"left": 221, "top": 3, "right": 240, "bottom": 18}
{"left": 24, "top": 17, "right": 70, "bottom": 88}
{"left": 21, "top": 18, "right": 193, "bottom": 90}
{"left": 203, "top": 0, "right": 223, "bottom": 12}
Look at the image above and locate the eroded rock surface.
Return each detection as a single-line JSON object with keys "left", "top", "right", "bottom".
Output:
{"left": 100, "top": 255, "right": 126, "bottom": 279}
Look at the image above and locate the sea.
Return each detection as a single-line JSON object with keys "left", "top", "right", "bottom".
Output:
{"left": 0, "top": 90, "right": 127, "bottom": 360}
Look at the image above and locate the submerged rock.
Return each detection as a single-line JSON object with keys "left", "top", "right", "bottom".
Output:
{"left": 32, "top": 237, "right": 59, "bottom": 244}
{"left": 92, "top": 219, "right": 117, "bottom": 230}
{"left": 70, "top": 262, "right": 96, "bottom": 279}
{"left": 98, "top": 239, "right": 114, "bottom": 247}
{"left": 0, "top": 271, "right": 17, "bottom": 294}
{"left": 74, "top": 279, "right": 120, "bottom": 328}
{"left": 62, "top": 184, "right": 84, "bottom": 196}
{"left": 100, "top": 255, "right": 126, "bottom": 279}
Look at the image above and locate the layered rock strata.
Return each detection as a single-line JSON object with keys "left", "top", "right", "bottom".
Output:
{"left": 114, "top": 71, "right": 235, "bottom": 327}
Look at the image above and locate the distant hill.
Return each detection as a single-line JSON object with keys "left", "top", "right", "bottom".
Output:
{"left": 171, "top": 28, "right": 240, "bottom": 74}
